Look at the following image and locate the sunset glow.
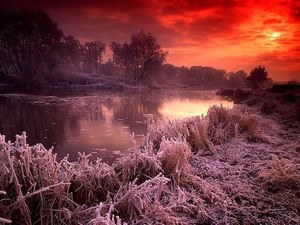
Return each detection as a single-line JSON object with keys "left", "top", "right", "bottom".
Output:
{"left": 2, "top": 0, "right": 300, "bottom": 81}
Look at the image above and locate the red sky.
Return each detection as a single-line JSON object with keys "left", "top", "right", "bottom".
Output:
{"left": 2, "top": 0, "right": 300, "bottom": 82}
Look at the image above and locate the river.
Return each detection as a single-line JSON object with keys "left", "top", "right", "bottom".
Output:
{"left": 0, "top": 87, "right": 233, "bottom": 163}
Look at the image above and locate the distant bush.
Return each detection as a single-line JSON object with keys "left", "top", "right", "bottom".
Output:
{"left": 260, "top": 100, "right": 278, "bottom": 114}
{"left": 216, "top": 88, "right": 252, "bottom": 103}
{"left": 233, "top": 88, "right": 252, "bottom": 103}
{"left": 294, "top": 102, "right": 300, "bottom": 121}
{"left": 281, "top": 92, "right": 297, "bottom": 102}
{"left": 244, "top": 96, "right": 261, "bottom": 106}
{"left": 216, "top": 89, "right": 234, "bottom": 98}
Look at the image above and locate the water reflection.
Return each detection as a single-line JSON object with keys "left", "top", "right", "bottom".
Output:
{"left": 159, "top": 99, "right": 233, "bottom": 121}
{"left": 0, "top": 88, "right": 233, "bottom": 163}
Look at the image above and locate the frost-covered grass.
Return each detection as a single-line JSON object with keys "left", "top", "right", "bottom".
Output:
{"left": 1, "top": 94, "right": 300, "bottom": 224}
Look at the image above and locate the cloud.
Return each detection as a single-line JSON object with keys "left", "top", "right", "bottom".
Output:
{"left": 1, "top": 0, "right": 300, "bottom": 81}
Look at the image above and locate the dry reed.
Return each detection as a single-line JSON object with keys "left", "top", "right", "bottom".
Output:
{"left": 113, "top": 146, "right": 162, "bottom": 184}
{"left": 156, "top": 137, "right": 192, "bottom": 184}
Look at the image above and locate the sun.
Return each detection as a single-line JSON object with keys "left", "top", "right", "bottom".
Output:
{"left": 267, "top": 31, "right": 281, "bottom": 42}
{"left": 272, "top": 32, "right": 280, "bottom": 38}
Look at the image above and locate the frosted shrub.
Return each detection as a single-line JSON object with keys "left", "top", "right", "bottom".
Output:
{"left": 238, "top": 114, "right": 269, "bottom": 142}
{"left": 66, "top": 154, "right": 120, "bottom": 206}
{"left": 114, "top": 174, "right": 170, "bottom": 221}
{"left": 147, "top": 116, "right": 215, "bottom": 154}
{"left": 181, "top": 116, "right": 215, "bottom": 154}
{"left": 260, "top": 100, "right": 278, "bottom": 114}
{"left": 207, "top": 105, "right": 236, "bottom": 145}
{"left": 113, "top": 147, "right": 163, "bottom": 184}
{"left": 0, "top": 133, "right": 71, "bottom": 224}
{"left": 157, "top": 138, "right": 192, "bottom": 183}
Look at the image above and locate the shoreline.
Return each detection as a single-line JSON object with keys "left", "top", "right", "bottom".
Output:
{"left": 0, "top": 90, "right": 300, "bottom": 224}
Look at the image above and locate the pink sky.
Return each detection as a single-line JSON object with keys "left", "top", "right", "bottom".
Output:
{"left": 2, "top": 0, "right": 300, "bottom": 81}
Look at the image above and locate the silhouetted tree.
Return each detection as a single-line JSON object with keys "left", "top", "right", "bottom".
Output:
{"left": 177, "top": 66, "right": 189, "bottom": 84}
{"left": 180, "top": 66, "right": 226, "bottom": 87}
{"left": 99, "top": 59, "right": 117, "bottom": 76}
{"left": 110, "top": 30, "right": 168, "bottom": 83}
{"left": 81, "top": 41, "right": 106, "bottom": 74}
{"left": 227, "top": 70, "right": 247, "bottom": 88}
{"left": 0, "top": 49, "right": 9, "bottom": 78}
{"left": 246, "top": 65, "right": 268, "bottom": 89}
{"left": 160, "top": 63, "right": 180, "bottom": 82}
{"left": 288, "top": 78, "right": 298, "bottom": 84}
{"left": 61, "top": 35, "right": 82, "bottom": 68}
{"left": 259, "top": 77, "right": 274, "bottom": 89}
{"left": 0, "top": 8, "right": 65, "bottom": 84}
{"left": 43, "top": 35, "right": 82, "bottom": 75}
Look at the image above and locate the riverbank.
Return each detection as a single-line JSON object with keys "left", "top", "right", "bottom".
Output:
{"left": 0, "top": 90, "right": 299, "bottom": 224}
{"left": 0, "top": 73, "right": 188, "bottom": 91}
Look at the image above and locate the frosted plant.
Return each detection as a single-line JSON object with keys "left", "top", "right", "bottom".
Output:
{"left": 156, "top": 137, "right": 192, "bottom": 183}
{"left": 143, "top": 113, "right": 154, "bottom": 125}
{"left": 114, "top": 174, "right": 170, "bottom": 221}
{"left": 15, "top": 131, "right": 27, "bottom": 148}
{"left": 129, "top": 132, "right": 136, "bottom": 146}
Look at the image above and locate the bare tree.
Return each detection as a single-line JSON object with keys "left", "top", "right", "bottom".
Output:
{"left": 110, "top": 31, "right": 168, "bottom": 83}
{"left": 99, "top": 59, "right": 115, "bottom": 76}
{"left": 81, "top": 41, "right": 106, "bottom": 74}
{"left": 0, "top": 8, "right": 65, "bottom": 83}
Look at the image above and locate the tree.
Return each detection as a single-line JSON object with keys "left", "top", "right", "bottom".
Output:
{"left": 0, "top": 8, "right": 65, "bottom": 83}
{"left": 110, "top": 30, "right": 168, "bottom": 83}
{"left": 183, "top": 66, "right": 226, "bottom": 87}
{"left": 60, "top": 35, "right": 82, "bottom": 68}
{"left": 43, "top": 35, "right": 82, "bottom": 75}
{"left": 227, "top": 70, "right": 247, "bottom": 88}
{"left": 81, "top": 41, "right": 106, "bottom": 74}
{"left": 246, "top": 65, "right": 268, "bottom": 89}
{"left": 161, "top": 63, "right": 179, "bottom": 80}
{"left": 288, "top": 78, "right": 298, "bottom": 84}
{"left": 99, "top": 59, "right": 116, "bottom": 76}
{"left": 0, "top": 48, "right": 9, "bottom": 78}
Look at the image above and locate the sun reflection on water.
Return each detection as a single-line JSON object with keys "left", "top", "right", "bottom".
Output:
{"left": 158, "top": 99, "right": 234, "bottom": 121}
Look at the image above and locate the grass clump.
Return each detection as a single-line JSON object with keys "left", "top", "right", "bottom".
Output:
{"left": 156, "top": 138, "right": 192, "bottom": 184}
{"left": 147, "top": 104, "right": 272, "bottom": 157}
{"left": 67, "top": 153, "right": 120, "bottom": 205}
{"left": 0, "top": 133, "right": 124, "bottom": 224}
{"left": 206, "top": 105, "right": 237, "bottom": 145}
{"left": 259, "top": 155, "right": 300, "bottom": 192}
{"left": 113, "top": 174, "right": 171, "bottom": 223}
{"left": 113, "top": 145, "right": 162, "bottom": 185}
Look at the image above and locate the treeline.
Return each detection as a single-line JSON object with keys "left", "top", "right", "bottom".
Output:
{"left": 0, "top": 8, "right": 108, "bottom": 86}
{"left": 0, "top": 8, "right": 274, "bottom": 89}
{"left": 160, "top": 64, "right": 247, "bottom": 89}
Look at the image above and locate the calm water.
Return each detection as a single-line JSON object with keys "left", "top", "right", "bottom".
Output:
{"left": 0, "top": 88, "right": 233, "bottom": 163}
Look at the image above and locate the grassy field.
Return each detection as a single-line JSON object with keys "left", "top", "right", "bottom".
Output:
{"left": 1, "top": 90, "right": 299, "bottom": 224}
